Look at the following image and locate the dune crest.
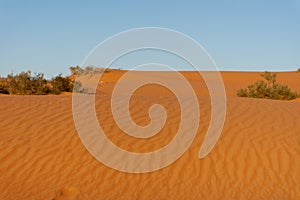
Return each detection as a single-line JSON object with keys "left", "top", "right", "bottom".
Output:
{"left": 0, "top": 71, "right": 300, "bottom": 199}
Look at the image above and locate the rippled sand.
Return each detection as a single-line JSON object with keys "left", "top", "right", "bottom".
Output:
{"left": 0, "top": 71, "right": 300, "bottom": 199}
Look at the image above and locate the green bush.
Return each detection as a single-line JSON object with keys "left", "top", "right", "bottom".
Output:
{"left": 50, "top": 74, "right": 73, "bottom": 94}
{"left": 29, "top": 72, "right": 50, "bottom": 95}
{"left": 237, "top": 71, "right": 299, "bottom": 100}
{"left": 69, "top": 66, "right": 106, "bottom": 76}
{"left": 0, "top": 66, "right": 108, "bottom": 95}
{"left": 69, "top": 66, "right": 84, "bottom": 75}
{"left": 6, "top": 71, "right": 49, "bottom": 95}
{"left": 73, "top": 80, "right": 88, "bottom": 93}
{"left": 0, "top": 71, "right": 75, "bottom": 95}
{"left": 0, "top": 83, "right": 9, "bottom": 94}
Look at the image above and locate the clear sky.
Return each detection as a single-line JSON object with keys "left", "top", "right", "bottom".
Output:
{"left": 0, "top": 0, "right": 299, "bottom": 77}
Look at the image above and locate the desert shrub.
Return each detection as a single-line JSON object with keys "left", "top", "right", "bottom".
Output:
{"left": 73, "top": 80, "right": 82, "bottom": 93}
{"left": 297, "top": 68, "right": 300, "bottom": 73}
{"left": 0, "top": 68, "right": 101, "bottom": 95}
{"left": 237, "top": 71, "right": 299, "bottom": 100}
{"left": 69, "top": 66, "right": 84, "bottom": 75}
{"left": 0, "top": 83, "right": 9, "bottom": 94}
{"left": 73, "top": 80, "right": 88, "bottom": 93}
{"left": 50, "top": 74, "right": 74, "bottom": 94}
{"left": 29, "top": 72, "right": 50, "bottom": 95}
{"left": 69, "top": 66, "right": 106, "bottom": 76}
{"left": 1, "top": 71, "right": 75, "bottom": 95}
{"left": 7, "top": 71, "right": 49, "bottom": 95}
{"left": 7, "top": 71, "right": 31, "bottom": 95}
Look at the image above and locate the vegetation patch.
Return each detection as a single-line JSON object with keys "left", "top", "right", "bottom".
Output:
{"left": 237, "top": 71, "right": 299, "bottom": 100}
{"left": 0, "top": 66, "right": 105, "bottom": 95}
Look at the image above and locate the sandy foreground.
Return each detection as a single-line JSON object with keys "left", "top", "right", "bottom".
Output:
{"left": 0, "top": 71, "right": 300, "bottom": 200}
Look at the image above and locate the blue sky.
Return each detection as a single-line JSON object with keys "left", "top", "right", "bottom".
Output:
{"left": 0, "top": 0, "right": 299, "bottom": 77}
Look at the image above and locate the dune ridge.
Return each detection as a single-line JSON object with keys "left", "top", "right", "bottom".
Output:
{"left": 0, "top": 71, "right": 300, "bottom": 199}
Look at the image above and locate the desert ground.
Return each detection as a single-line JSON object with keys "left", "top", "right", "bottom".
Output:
{"left": 0, "top": 71, "right": 300, "bottom": 199}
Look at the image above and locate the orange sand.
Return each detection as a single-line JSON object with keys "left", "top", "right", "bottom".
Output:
{"left": 0, "top": 71, "right": 300, "bottom": 199}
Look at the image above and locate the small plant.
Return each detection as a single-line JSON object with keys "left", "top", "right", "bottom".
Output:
{"left": 30, "top": 72, "right": 50, "bottom": 95}
{"left": 0, "top": 70, "right": 75, "bottom": 95}
{"left": 6, "top": 71, "right": 50, "bottom": 95}
{"left": 297, "top": 68, "right": 300, "bottom": 73}
{"left": 69, "top": 66, "right": 84, "bottom": 75}
{"left": 50, "top": 74, "right": 73, "bottom": 94}
{"left": 0, "top": 66, "right": 111, "bottom": 95}
{"left": 69, "top": 66, "right": 106, "bottom": 76}
{"left": 73, "top": 80, "right": 88, "bottom": 93}
{"left": 0, "top": 83, "right": 9, "bottom": 94}
{"left": 237, "top": 71, "right": 299, "bottom": 100}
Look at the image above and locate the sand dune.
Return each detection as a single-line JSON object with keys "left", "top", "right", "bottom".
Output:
{"left": 0, "top": 71, "right": 300, "bottom": 199}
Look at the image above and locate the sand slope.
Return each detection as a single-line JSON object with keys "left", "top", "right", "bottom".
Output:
{"left": 0, "top": 71, "right": 300, "bottom": 199}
